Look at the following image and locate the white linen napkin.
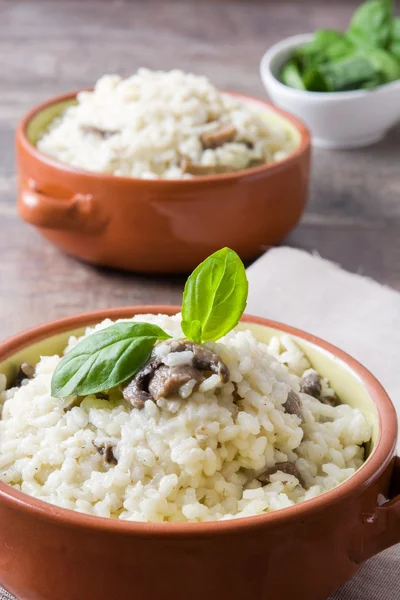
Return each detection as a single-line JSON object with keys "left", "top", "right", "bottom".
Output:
{"left": 246, "top": 247, "right": 400, "bottom": 600}
{"left": 1, "top": 247, "right": 399, "bottom": 600}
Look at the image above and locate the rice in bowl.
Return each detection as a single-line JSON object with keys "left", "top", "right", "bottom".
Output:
{"left": 36, "top": 69, "right": 298, "bottom": 179}
{"left": 0, "top": 313, "right": 372, "bottom": 523}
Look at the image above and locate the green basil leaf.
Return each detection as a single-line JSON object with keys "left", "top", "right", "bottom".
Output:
{"left": 51, "top": 322, "right": 170, "bottom": 398}
{"left": 314, "top": 29, "right": 348, "bottom": 47}
{"left": 317, "top": 55, "right": 381, "bottom": 91}
{"left": 325, "top": 39, "right": 355, "bottom": 63}
{"left": 293, "top": 39, "right": 322, "bottom": 73}
{"left": 364, "top": 47, "right": 400, "bottom": 82}
{"left": 293, "top": 30, "right": 353, "bottom": 73}
{"left": 348, "top": 0, "right": 393, "bottom": 49}
{"left": 181, "top": 247, "right": 248, "bottom": 343}
{"left": 359, "top": 76, "right": 384, "bottom": 88}
{"left": 181, "top": 319, "right": 202, "bottom": 344}
{"left": 303, "top": 68, "right": 330, "bottom": 92}
{"left": 389, "top": 17, "right": 400, "bottom": 59}
{"left": 280, "top": 60, "right": 306, "bottom": 90}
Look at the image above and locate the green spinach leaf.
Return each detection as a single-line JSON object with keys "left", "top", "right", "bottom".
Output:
{"left": 318, "top": 54, "right": 382, "bottom": 91}
{"left": 348, "top": 0, "right": 393, "bottom": 48}
{"left": 364, "top": 47, "right": 400, "bottom": 81}
{"left": 280, "top": 60, "right": 306, "bottom": 89}
{"left": 181, "top": 247, "right": 248, "bottom": 343}
{"left": 294, "top": 30, "right": 353, "bottom": 73}
{"left": 389, "top": 17, "right": 400, "bottom": 59}
{"left": 303, "top": 68, "right": 330, "bottom": 92}
{"left": 280, "top": 0, "right": 400, "bottom": 93}
{"left": 51, "top": 322, "right": 171, "bottom": 398}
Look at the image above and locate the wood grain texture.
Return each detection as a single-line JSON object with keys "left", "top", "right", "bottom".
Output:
{"left": 0, "top": 0, "right": 399, "bottom": 340}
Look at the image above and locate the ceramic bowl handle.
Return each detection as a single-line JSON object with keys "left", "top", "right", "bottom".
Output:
{"left": 352, "top": 456, "right": 400, "bottom": 563}
{"left": 18, "top": 181, "right": 107, "bottom": 233}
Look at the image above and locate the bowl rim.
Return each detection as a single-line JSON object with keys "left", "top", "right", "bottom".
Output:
{"left": 16, "top": 89, "right": 310, "bottom": 186}
{"left": 0, "top": 305, "right": 397, "bottom": 537}
{"left": 260, "top": 32, "right": 400, "bottom": 100}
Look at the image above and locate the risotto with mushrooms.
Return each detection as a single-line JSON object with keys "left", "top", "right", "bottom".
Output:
{"left": 36, "top": 69, "right": 298, "bottom": 179}
{"left": 0, "top": 249, "right": 371, "bottom": 522}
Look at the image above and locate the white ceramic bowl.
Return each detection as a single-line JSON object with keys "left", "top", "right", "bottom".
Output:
{"left": 260, "top": 33, "right": 400, "bottom": 149}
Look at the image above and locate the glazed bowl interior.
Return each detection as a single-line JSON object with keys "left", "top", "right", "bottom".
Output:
{"left": 24, "top": 92, "right": 303, "bottom": 165}
{"left": 26, "top": 98, "right": 77, "bottom": 145}
{"left": 0, "top": 318, "right": 379, "bottom": 461}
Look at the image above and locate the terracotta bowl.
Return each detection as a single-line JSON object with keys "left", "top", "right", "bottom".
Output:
{"left": 0, "top": 306, "right": 399, "bottom": 600}
{"left": 16, "top": 91, "right": 311, "bottom": 273}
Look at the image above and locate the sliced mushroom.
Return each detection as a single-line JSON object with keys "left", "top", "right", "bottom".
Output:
{"left": 248, "top": 158, "right": 266, "bottom": 168}
{"left": 20, "top": 361, "right": 35, "bottom": 379}
{"left": 240, "top": 139, "right": 254, "bottom": 149}
{"left": 93, "top": 441, "right": 118, "bottom": 466}
{"left": 300, "top": 372, "right": 338, "bottom": 406}
{"left": 180, "top": 158, "right": 230, "bottom": 176}
{"left": 122, "top": 358, "right": 162, "bottom": 409}
{"left": 80, "top": 125, "right": 119, "bottom": 139}
{"left": 232, "top": 383, "right": 241, "bottom": 403}
{"left": 148, "top": 364, "right": 205, "bottom": 400}
{"left": 319, "top": 395, "right": 338, "bottom": 407}
{"left": 167, "top": 340, "right": 230, "bottom": 383}
{"left": 283, "top": 390, "right": 304, "bottom": 421}
{"left": 63, "top": 395, "right": 83, "bottom": 412}
{"left": 200, "top": 124, "right": 237, "bottom": 149}
{"left": 300, "top": 372, "right": 322, "bottom": 398}
{"left": 256, "top": 462, "right": 305, "bottom": 487}
{"left": 8, "top": 362, "right": 35, "bottom": 389}
{"left": 122, "top": 341, "right": 230, "bottom": 409}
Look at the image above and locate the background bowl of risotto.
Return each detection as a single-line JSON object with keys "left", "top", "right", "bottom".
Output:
{"left": 16, "top": 71, "right": 310, "bottom": 273}
{"left": 0, "top": 306, "right": 399, "bottom": 600}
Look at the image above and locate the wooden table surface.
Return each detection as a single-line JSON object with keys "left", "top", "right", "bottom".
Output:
{"left": 1, "top": 0, "right": 399, "bottom": 340}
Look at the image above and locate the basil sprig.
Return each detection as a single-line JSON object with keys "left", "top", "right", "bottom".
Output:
{"left": 51, "top": 248, "right": 248, "bottom": 399}
{"left": 181, "top": 247, "right": 248, "bottom": 343}
{"left": 51, "top": 322, "right": 170, "bottom": 398}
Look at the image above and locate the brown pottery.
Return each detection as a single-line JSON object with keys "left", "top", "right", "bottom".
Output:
{"left": 16, "top": 92, "right": 311, "bottom": 273}
{"left": 0, "top": 307, "right": 399, "bottom": 600}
